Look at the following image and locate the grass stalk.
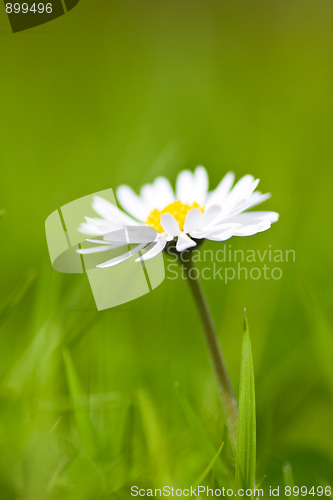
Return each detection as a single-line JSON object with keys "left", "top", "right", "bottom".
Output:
{"left": 182, "top": 255, "right": 238, "bottom": 455}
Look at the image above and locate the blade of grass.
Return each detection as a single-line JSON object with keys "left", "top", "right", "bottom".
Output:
{"left": 3, "top": 273, "right": 98, "bottom": 395}
{"left": 63, "top": 348, "right": 97, "bottom": 458}
{"left": 0, "top": 268, "right": 37, "bottom": 327}
{"left": 193, "top": 442, "right": 224, "bottom": 488}
{"left": 175, "top": 384, "right": 231, "bottom": 487}
{"left": 283, "top": 462, "right": 294, "bottom": 487}
{"left": 137, "top": 388, "right": 172, "bottom": 484}
{"left": 298, "top": 275, "right": 333, "bottom": 393}
{"left": 235, "top": 313, "right": 256, "bottom": 496}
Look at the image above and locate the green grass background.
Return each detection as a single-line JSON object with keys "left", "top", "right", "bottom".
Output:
{"left": 1, "top": 1, "right": 333, "bottom": 498}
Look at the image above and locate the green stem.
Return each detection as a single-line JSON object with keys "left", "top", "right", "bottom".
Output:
{"left": 182, "top": 255, "right": 238, "bottom": 454}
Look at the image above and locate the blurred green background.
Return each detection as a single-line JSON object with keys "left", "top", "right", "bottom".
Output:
{"left": 1, "top": 1, "right": 333, "bottom": 498}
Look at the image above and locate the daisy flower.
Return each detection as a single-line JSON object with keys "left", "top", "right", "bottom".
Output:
{"left": 77, "top": 167, "right": 279, "bottom": 268}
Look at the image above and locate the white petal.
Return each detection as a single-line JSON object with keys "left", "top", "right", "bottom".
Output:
{"left": 140, "top": 176, "right": 176, "bottom": 212}
{"left": 183, "top": 208, "right": 202, "bottom": 233}
{"left": 176, "top": 169, "right": 193, "bottom": 204}
{"left": 116, "top": 186, "right": 149, "bottom": 221}
{"left": 86, "top": 238, "right": 122, "bottom": 245}
{"left": 103, "top": 225, "right": 157, "bottom": 244}
{"left": 93, "top": 196, "right": 138, "bottom": 226}
{"left": 84, "top": 216, "right": 118, "bottom": 229}
{"left": 240, "top": 192, "right": 271, "bottom": 211}
{"left": 161, "top": 213, "right": 181, "bottom": 237}
{"left": 77, "top": 245, "right": 116, "bottom": 254}
{"left": 222, "top": 175, "right": 260, "bottom": 213}
{"left": 78, "top": 216, "right": 120, "bottom": 235}
{"left": 78, "top": 223, "right": 108, "bottom": 236}
{"left": 193, "top": 166, "right": 209, "bottom": 205}
{"left": 176, "top": 166, "right": 208, "bottom": 205}
{"left": 206, "top": 171, "right": 235, "bottom": 207}
{"left": 203, "top": 216, "right": 275, "bottom": 240}
{"left": 205, "top": 229, "right": 235, "bottom": 242}
{"left": 221, "top": 192, "right": 271, "bottom": 220}
{"left": 193, "top": 223, "right": 240, "bottom": 239}
{"left": 223, "top": 211, "right": 279, "bottom": 224}
{"left": 96, "top": 242, "right": 147, "bottom": 268}
{"left": 251, "top": 211, "right": 279, "bottom": 222}
{"left": 197, "top": 205, "right": 221, "bottom": 229}
{"left": 135, "top": 240, "right": 167, "bottom": 262}
{"left": 232, "top": 221, "right": 272, "bottom": 236}
{"left": 161, "top": 233, "right": 174, "bottom": 242}
{"left": 176, "top": 233, "right": 197, "bottom": 252}
{"left": 228, "top": 174, "right": 256, "bottom": 199}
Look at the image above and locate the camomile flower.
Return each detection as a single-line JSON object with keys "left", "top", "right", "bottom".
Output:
{"left": 77, "top": 167, "right": 279, "bottom": 268}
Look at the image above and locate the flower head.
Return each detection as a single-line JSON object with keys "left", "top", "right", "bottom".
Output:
{"left": 77, "top": 167, "right": 279, "bottom": 267}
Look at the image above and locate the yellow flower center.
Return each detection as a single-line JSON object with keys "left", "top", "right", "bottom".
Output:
{"left": 146, "top": 201, "right": 204, "bottom": 233}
